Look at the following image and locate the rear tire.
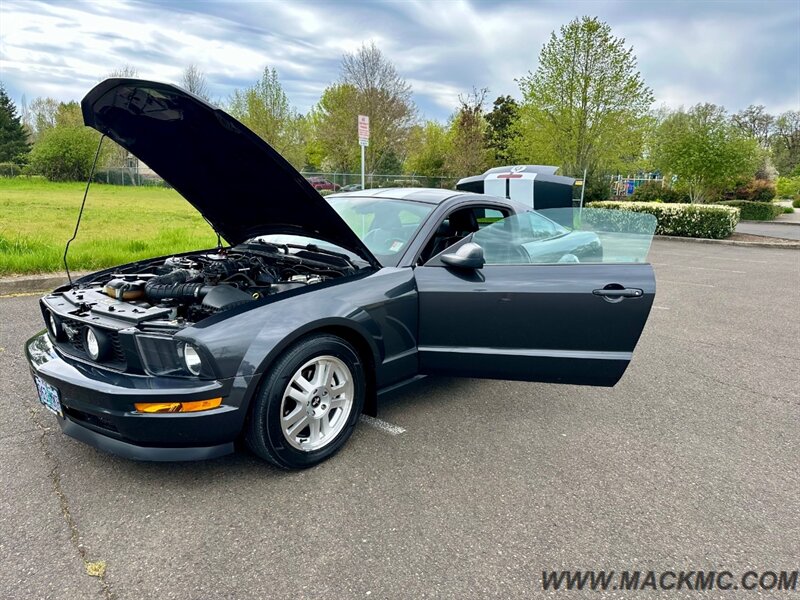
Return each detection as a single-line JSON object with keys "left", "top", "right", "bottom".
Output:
{"left": 245, "top": 335, "right": 365, "bottom": 469}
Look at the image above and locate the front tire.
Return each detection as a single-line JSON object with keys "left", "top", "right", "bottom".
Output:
{"left": 245, "top": 335, "right": 365, "bottom": 469}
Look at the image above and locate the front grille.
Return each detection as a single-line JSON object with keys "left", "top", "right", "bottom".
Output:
{"left": 57, "top": 317, "right": 127, "bottom": 369}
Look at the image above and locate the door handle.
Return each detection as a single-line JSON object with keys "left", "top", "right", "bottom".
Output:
{"left": 592, "top": 286, "right": 643, "bottom": 300}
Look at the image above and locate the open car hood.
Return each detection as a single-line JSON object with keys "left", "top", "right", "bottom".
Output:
{"left": 81, "top": 78, "right": 379, "bottom": 267}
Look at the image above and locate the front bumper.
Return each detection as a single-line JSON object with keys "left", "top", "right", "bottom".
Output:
{"left": 26, "top": 331, "right": 253, "bottom": 461}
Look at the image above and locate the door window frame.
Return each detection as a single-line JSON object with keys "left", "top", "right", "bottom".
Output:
{"left": 415, "top": 204, "right": 512, "bottom": 266}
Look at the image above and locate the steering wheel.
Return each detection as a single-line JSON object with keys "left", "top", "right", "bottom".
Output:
{"left": 363, "top": 229, "right": 406, "bottom": 253}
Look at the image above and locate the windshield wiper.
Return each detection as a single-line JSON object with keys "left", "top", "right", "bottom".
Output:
{"left": 248, "top": 239, "right": 361, "bottom": 268}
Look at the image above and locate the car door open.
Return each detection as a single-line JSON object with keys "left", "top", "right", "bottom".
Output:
{"left": 414, "top": 208, "right": 657, "bottom": 387}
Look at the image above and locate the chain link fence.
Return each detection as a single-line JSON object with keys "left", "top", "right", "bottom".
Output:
{"left": 84, "top": 168, "right": 457, "bottom": 190}
{"left": 609, "top": 174, "right": 665, "bottom": 198}
{"left": 302, "top": 171, "right": 457, "bottom": 190}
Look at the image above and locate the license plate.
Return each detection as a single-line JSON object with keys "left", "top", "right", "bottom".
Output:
{"left": 34, "top": 375, "right": 62, "bottom": 417}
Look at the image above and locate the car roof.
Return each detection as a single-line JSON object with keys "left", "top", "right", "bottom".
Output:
{"left": 329, "top": 187, "right": 485, "bottom": 205}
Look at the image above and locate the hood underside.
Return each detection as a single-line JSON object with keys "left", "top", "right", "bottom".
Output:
{"left": 81, "top": 78, "right": 378, "bottom": 266}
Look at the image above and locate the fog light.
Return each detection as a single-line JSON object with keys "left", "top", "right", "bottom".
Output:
{"left": 84, "top": 327, "right": 111, "bottom": 361}
{"left": 134, "top": 398, "right": 222, "bottom": 413}
{"left": 182, "top": 344, "right": 203, "bottom": 375}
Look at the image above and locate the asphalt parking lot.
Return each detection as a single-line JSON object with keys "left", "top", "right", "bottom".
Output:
{"left": 1, "top": 239, "right": 798, "bottom": 600}
{"left": 736, "top": 221, "right": 800, "bottom": 240}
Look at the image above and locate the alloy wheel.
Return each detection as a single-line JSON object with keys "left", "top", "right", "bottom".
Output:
{"left": 279, "top": 355, "right": 354, "bottom": 451}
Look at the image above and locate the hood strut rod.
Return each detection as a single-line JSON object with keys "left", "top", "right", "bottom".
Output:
{"left": 64, "top": 135, "right": 105, "bottom": 286}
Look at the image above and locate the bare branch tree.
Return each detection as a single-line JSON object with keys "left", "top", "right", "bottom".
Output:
{"left": 181, "top": 65, "right": 210, "bottom": 100}
{"left": 338, "top": 41, "right": 416, "bottom": 172}
{"left": 731, "top": 105, "right": 774, "bottom": 148}
{"left": 446, "top": 87, "right": 491, "bottom": 176}
{"left": 106, "top": 65, "right": 138, "bottom": 79}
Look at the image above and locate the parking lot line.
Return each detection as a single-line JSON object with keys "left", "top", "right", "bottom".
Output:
{"left": 657, "top": 279, "right": 716, "bottom": 288}
{"left": 652, "top": 263, "right": 746, "bottom": 274}
{"left": 652, "top": 306, "right": 670, "bottom": 310}
{"left": 654, "top": 251, "right": 769, "bottom": 264}
{"left": 360, "top": 415, "right": 406, "bottom": 435}
{"left": 697, "top": 256, "right": 769, "bottom": 264}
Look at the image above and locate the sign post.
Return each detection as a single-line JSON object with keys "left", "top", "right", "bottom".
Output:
{"left": 358, "top": 115, "right": 369, "bottom": 189}
{"left": 579, "top": 168, "right": 587, "bottom": 209}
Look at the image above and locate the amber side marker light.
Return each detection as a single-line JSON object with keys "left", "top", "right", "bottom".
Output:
{"left": 134, "top": 398, "right": 222, "bottom": 413}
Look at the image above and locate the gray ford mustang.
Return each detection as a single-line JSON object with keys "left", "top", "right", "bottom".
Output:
{"left": 26, "top": 79, "right": 656, "bottom": 469}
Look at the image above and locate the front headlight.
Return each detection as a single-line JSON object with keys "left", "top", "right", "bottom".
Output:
{"left": 182, "top": 343, "right": 203, "bottom": 376}
{"left": 135, "top": 335, "right": 211, "bottom": 378}
{"left": 47, "top": 312, "right": 63, "bottom": 341}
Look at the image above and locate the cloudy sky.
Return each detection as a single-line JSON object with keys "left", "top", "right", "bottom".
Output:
{"left": 1, "top": 0, "right": 798, "bottom": 121}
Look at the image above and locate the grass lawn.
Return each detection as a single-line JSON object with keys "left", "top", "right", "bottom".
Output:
{"left": 0, "top": 177, "right": 217, "bottom": 276}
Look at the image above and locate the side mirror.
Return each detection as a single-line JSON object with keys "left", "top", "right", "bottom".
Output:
{"left": 441, "top": 242, "right": 485, "bottom": 270}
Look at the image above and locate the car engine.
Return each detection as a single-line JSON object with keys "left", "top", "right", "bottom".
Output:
{"left": 54, "top": 245, "right": 357, "bottom": 329}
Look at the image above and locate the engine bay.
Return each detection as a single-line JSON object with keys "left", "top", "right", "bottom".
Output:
{"left": 54, "top": 244, "right": 358, "bottom": 329}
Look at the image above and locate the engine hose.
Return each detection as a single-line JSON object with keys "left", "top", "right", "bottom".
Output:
{"left": 144, "top": 269, "right": 212, "bottom": 303}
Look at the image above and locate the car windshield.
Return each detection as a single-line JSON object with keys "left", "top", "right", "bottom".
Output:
{"left": 253, "top": 197, "right": 434, "bottom": 267}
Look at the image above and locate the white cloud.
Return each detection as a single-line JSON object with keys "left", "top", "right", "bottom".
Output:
{"left": 0, "top": 0, "right": 797, "bottom": 120}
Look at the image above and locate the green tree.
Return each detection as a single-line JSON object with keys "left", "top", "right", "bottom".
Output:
{"left": 486, "top": 95, "right": 519, "bottom": 165}
{"left": 0, "top": 83, "right": 31, "bottom": 164}
{"left": 771, "top": 110, "right": 800, "bottom": 175}
{"left": 445, "top": 88, "right": 492, "bottom": 177}
{"left": 298, "top": 114, "right": 325, "bottom": 171}
{"left": 25, "top": 98, "right": 84, "bottom": 139}
{"left": 28, "top": 126, "right": 103, "bottom": 181}
{"left": 228, "top": 67, "right": 305, "bottom": 169}
{"left": 653, "top": 104, "right": 759, "bottom": 202}
{"left": 313, "top": 42, "right": 416, "bottom": 174}
{"left": 54, "top": 101, "right": 83, "bottom": 128}
{"left": 311, "top": 83, "right": 361, "bottom": 172}
{"left": 25, "top": 96, "right": 59, "bottom": 141}
{"left": 514, "top": 16, "right": 653, "bottom": 179}
{"left": 405, "top": 121, "right": 450, "bottom": 177}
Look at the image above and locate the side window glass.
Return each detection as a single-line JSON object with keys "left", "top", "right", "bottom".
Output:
{"left": 477, "top": 208, "right": 505, "bottom": 229}
{"left": 526, "top": 212, "right": 562, "bottom": 240}
{"left": 472, "top": 209, "right": 657, "bottom": 265}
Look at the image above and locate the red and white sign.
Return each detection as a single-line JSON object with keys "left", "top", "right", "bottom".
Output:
{"left": 358, "top": 115, "right": 369, "bottom": 146}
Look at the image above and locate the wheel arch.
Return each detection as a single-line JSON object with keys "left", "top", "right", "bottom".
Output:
{"left": 246, "top": 319, "right": 380, "bottom": 418}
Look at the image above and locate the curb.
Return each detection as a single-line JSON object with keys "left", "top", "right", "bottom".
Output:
{"left": 654, "top": 235, "right": 800, "bottom": 250}
{"left": 0, "top": 272, "right": 89, "bottom": 296}
{"left": 740, "top": 220, "right": 800, "bottom": 227}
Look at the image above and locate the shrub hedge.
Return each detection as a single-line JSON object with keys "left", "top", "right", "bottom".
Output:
{"left": 776, "top": 176, "right": 800, "bottom": 199}
{"left": 588, "top": 201, "right": 740, "bottom": 239}
{"left": 716, "top": 200, "right": 783, "bottom": 221}
{"left": 723, "top": 179, "right": 777, "bottom": 202}
{"left": 793, "top": 197, "right": 800, "bottom": 208}
{"left": 0, "top": 162, "right": 24, "bottom": 177}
